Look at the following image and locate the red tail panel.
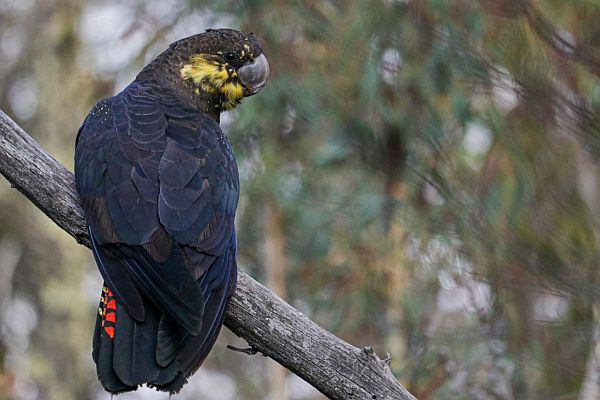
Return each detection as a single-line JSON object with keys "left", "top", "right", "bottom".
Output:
{"left": 99, "top": 286, "right": 117, "bottom": 339}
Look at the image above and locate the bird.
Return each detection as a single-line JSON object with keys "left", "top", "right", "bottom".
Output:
{"left": 74, "top": 28, "right": 269, "bottom": 394}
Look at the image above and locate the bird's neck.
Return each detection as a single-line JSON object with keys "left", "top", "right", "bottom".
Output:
{"left": 137, "top": 52, "right": 222, "bottom": 123}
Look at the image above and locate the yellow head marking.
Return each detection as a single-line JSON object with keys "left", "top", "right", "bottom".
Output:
{"left": 220, "top": 82, "right": 244, "bottom": 110}
{"left": 180, "top": 54, "right": 245, "bottom": 110}
{"left": 181, "top": 55, "right": 228, "bottom": 89}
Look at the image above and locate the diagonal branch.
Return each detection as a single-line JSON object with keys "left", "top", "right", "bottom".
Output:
{"left": 0, "top": 109, "right": 416, "bottom": 400}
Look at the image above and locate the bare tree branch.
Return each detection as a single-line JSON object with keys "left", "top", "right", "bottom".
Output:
{"left": 0, "top": 109, "right": 416, "bottom": 400}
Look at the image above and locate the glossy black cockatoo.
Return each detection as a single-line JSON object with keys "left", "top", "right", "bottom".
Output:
{"left": 74, "top": 29, "right": 269, "bottom": 394}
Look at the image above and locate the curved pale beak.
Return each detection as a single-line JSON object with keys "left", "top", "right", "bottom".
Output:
{"left": 238, "top": 53, "right": 270, "bottom": 96}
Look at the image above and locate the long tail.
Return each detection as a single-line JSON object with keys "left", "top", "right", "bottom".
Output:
{"left": 92, "top": 256, "right": 236, "bottom": 394}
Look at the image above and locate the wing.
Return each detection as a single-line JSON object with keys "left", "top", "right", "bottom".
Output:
{"left": 158, "top": 97, "right": 239, "bottom": 256}
{"left": 75, "top": 81, "right": 239, "bottom": 335}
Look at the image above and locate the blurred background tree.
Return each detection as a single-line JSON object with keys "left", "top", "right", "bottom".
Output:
{"left": 1, "top": 0, "right": 600, "bottom": 399}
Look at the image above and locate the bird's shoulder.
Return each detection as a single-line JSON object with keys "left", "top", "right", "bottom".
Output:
{"left": 76, "top": 80, "right": 234, "bottom": 160}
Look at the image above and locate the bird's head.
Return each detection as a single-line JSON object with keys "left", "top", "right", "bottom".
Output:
{"left": 142, "top": 29, "right": 269, "bottom": 116}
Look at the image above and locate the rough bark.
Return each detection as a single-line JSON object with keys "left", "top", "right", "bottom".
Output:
{"left": 0, "top": 111, "right": 89, "bottom": 247}
{"left": 0, "top": 109, "right": 416, "bottom": 400}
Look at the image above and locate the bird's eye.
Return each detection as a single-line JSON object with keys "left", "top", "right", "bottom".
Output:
{"left": 224, "top": 52, "right": 236, "bottom": 61}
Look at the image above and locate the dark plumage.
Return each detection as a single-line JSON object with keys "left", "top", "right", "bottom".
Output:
{"left": 74, "top": 29, "right": 268, "bottom": 394}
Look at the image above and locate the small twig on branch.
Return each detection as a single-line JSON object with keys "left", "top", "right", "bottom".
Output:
{"left": 226, "top": 345, "right": 260, "bottom": 355}
{"left": 0, "top": 109, "right": 417, "bottom": 400}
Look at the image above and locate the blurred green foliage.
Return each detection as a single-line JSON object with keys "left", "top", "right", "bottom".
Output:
{"left": 2, "top": 0, "right": 600, "bottom": 399}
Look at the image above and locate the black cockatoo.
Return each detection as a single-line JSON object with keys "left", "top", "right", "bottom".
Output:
{"left": 74, "top": 29, "right": 269, "bottom": 394}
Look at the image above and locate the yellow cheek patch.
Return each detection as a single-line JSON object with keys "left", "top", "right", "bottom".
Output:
{"left": 181, "top": 54, "right": 245, "bottom": 110}
{"left": 180, "top": 55, "right": 228, "bottom": 92}
{"left": 220, "top": 81, "right": 244, "bottom": 110}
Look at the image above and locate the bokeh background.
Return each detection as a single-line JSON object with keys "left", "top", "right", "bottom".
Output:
{"left": 2, "top": 0, "right": 600, "bottom": 399}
